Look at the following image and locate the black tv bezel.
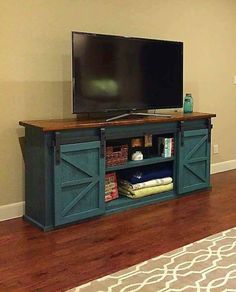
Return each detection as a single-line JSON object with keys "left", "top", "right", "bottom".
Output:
{"left": 72, "top": 31, "right": 183, "bottom": 114}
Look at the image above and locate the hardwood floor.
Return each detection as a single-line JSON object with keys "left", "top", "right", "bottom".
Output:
{"left": 1, "top": 170, "right": 236, "bottom": 292}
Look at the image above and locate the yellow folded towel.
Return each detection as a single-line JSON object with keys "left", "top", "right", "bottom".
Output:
{"left": 119, "top": 177, "right": 172, "bottom": 191}
{"left": 118, "top": 183, "right": 173, "bottom": 199}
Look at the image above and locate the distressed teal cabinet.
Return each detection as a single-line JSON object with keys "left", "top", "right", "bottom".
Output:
{"left": 177, "top": 128, "right": 210, "bottom": 194}
{"left": 54, "top": 141, "right": 105, "bottom": 226}
{"left": 20, "top": 112, "right": 215, "bottom": 231}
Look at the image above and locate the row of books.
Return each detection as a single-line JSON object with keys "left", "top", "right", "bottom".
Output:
{"left": 158, "top": 137, "right": 174, "bottom": 158}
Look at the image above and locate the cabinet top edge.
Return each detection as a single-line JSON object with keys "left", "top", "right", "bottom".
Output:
{"left": 19, "top": 112, "right": 216, "bottom": 132}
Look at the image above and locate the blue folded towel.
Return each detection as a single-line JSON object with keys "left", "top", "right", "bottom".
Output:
{"left": 119, "top": 164, "right": 173, "bottom": 184}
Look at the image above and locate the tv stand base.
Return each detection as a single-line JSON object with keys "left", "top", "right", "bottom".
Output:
{"left": 106, "top": 112, "right": 172, "bottom": 122}
{"left": 19, "top": 112, "right": 215, "bottom": 231}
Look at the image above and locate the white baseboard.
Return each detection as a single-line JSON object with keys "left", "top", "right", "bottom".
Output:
{"left": 211, "top": 159, "right": 236, "bottom": 174}
{"left": 0, "top": 201, "right": 25, "bottom": 222}
{"left": 0, "top": 160, "right": 236, "bottom": 222}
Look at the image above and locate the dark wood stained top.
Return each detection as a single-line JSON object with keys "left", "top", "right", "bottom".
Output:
{"left": 19, "top": 112, "right": 216, "bottom": 132}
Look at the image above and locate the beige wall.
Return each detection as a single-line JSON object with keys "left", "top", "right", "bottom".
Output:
{"left": 1, "top": 0, "right": 236, "bottom": 206}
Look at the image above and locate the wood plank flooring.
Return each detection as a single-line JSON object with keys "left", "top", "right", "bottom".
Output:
{"left": 0, "top": 170, "right": 236, "bottom": 292}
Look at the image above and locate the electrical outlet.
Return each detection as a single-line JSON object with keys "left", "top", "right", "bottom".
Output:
{"left": 213, "top": 144, "right": 219, "bottom": 154}
{"left": 233, "top": 76, "right": 236, "bottom": 85}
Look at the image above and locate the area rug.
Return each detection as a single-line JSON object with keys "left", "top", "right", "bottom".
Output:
{"left": 69, "top": 227, "right": 236, "bottom": 292}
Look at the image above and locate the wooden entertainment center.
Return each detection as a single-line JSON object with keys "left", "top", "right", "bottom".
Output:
{"left": 20, "top": 112, "right": 215, "bottom": 231}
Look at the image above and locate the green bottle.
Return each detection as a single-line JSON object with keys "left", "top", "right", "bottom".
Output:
{"left": 184, "top": 93, "right": 193, "bottom": 113}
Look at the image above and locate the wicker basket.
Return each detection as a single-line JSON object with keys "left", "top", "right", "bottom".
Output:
{"left": 105, "top": 172, "right": 118, "bottom": 202}
{"left": 106, "top": 144, "right": 128, "bottom": 167}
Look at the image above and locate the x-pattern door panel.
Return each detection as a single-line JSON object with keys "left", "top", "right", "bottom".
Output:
{"left": 54, "top": 141, "right": 105, "bottom": 226}
{"left": 178, "top": 129, "right": 210, "bottom": 194}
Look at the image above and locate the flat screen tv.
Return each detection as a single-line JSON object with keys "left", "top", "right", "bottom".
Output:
{"left": 72, "top": 32, "right": 183, "bottom": 115}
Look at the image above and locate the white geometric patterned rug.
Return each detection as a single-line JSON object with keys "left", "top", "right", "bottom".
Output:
{"left": 69, "top": 227, "right": 236, "bottom": 292}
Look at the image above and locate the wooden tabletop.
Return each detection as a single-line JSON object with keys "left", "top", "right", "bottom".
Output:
{"left": 19, "top": 112, "right": 216, "bottom": 132}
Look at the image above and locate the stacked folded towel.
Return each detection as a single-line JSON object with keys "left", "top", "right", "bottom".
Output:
{"left": 118, "top": 178, "right": 173, "bottom": 199}
{"left": 118, "top": 182, "right": 173, "bottom": 199}
{"left": 118, "top": 165, "right": 173, "bottom": 199}
{"left": 119, "top": 177, "right": 172, "bottom": 190}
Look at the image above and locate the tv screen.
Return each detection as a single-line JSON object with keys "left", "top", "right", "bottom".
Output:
{"left": 72, "top": 32, "right": 183, "bottom": 114}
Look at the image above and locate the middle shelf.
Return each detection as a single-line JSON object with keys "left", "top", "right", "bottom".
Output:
{"left": 106, "top": 156, "right": 174, "bottom": 172}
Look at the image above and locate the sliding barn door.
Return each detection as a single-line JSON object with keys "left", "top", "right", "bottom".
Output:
{"left": 54, "top": 141, "right": 105, "bottom": 226}
{"left": 177, "top": 129, "right": 210, "bottom": 194}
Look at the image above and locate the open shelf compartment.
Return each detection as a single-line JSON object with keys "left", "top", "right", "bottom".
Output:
{"left": 104, "top": 133, "right": 176, "bottom": 213}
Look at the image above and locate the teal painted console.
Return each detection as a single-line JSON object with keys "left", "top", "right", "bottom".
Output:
{"left": 19, "top": 112, "right": 216, "bottom": 231}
